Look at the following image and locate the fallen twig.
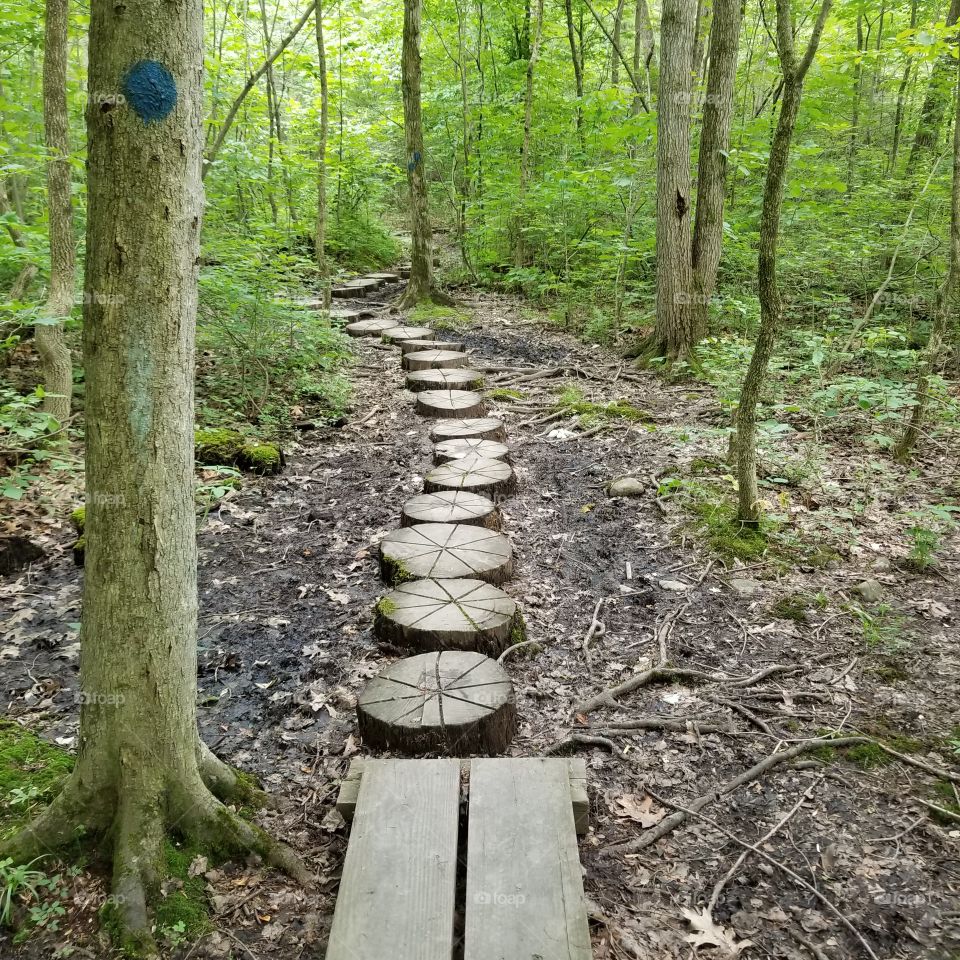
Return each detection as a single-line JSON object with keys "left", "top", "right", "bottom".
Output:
{"left": 545, "top": 733, "right": 625, "bottom": 758}
{"left": 582, "top": 598, "right": 606, "bottom": 675}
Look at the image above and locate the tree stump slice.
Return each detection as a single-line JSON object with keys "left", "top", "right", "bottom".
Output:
{"left": 381, "top": 325, "right": 435, "bottom": 344}
{"left": 399, "top": 339, "right": 466, "bottom": 355}
{"left": 374, "top": 578, "right": 523, "bottom": 656}
{"left": 430, "top": 417, "right": 507, "bottom": 443}
{"left": 403, "top": 350, "right": 471, "bottom": 372}
{"left": 345, "top": 318, "right": 399, "bottom": 338}
{"left": 406, "top": 368, "right": 485, "bottom": 393}
{"left": 402, "top": 490, "right": 500, "bottom": 529}
{"left": 357, "top": 651, "right": 517, "bottom": 755}
{"left": 379, "top": 523, "right": 513, "bottom": 585}
{"left": 424, "top": 456, "right": 516, "bottom": 497}
{"left": 415, "top": 390, "right": 488, "bottom": 419}
{"left": 434, "top": 438, "right": 510, "bottom": 464}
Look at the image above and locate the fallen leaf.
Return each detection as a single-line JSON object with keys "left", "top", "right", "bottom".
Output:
{"left": 682, "top": 907, "right": 753, "bottom": 956}
{"left": 612, "top": 793, "right": 666, "bottom": 828}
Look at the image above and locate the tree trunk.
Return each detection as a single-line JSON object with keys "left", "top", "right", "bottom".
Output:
{"left": 36, "top": 0, "right": 75, "bottom": 429}
{"left": 514, "top": 0, "right": 545, "bottom": 266}
{"left": 647, "top": 0, "right": 697, "bottom": 360}
{"left": 400, "top": 0, "right": 439, "bottom": 306}
{"left": 905, "top": 0, "right": 960, "bottom": 173}
{"left": 735, "top": 0, "right": 833, "bottom": 525}
{"left": 633, "top": 0, "right": 657, "bottom": 107}
{"left": 888, "top": 0, "right": 918, "bottom": 174}
{"left": 0, "top": 0, "right": 308, "bottom": 951}
{"left": 316, "top": 0, "right": 331, "bottom": 308}
{"left": 895, "top": 55, "right": 960, "bottom": 460}
{"left": 611, "top": 0, "right": 626, "bottom": 85}
{"left": 565, "top": 0, "right": 585, "bottom": 133}
{"left": 692, "top": 0, "right": 713, "bottom": 85}
{"left": 846, "top": 12, "right": 864, "bottom": 194}
{"left": 690, "top": 0, "right": 742, "bottom": 338}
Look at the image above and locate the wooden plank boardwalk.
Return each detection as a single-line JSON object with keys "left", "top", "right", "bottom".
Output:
{"left": 465, "top": 759, "right": 592, "bottom": 960}
{"left": 325, "top": 759, "right": 460, "bottom": 960}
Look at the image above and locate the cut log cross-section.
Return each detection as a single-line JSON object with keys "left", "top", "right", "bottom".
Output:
{"left": 415, "top": 390, "right": 488, "bottom": 419}
{"left": 434, "top": 438, "right": 510, "bottom": 464}
{"left": 382, "top": 325, "right": 435, "bottom": 344}
{"left": 403, "top": 350, "right": 471, "bottom": 372}
{"left": 379, "top": 522, "right": 513, "bottom": 585}
{"left": 399, "top": 339, "right": 466, "bottom": 355}
{"left": 406, "top": 368, "right": 485, "bottom": 393}
{"left": 374, "top": 578, "right": 524, "bottom": 656}
{"left": 402, "top": 490, "right": 500, "bottom": 529}
{"left": 345, "top": 318, "right": 399, "bottom": 338}
{"left": 424, "top": 456, "right": 515, "bottom": 498}
{"left": 430, "top": 417, "right": 506, "bottom": 442}
{"left": 357, "top": 651, "right": 517, "bottom": 755}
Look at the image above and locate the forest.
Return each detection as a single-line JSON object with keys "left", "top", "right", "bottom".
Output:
{"left": 0, "top": 0, "right": 958, "bottom": 955}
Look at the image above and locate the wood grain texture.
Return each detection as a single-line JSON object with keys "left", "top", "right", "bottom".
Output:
{"left": 465, "top": 758, "right": 592, "bottom": 960}
{"left": 326, "top": 759, "right": 460, "bottom": 960}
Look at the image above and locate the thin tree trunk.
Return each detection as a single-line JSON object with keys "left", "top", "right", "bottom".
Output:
{"left": 37, "top": 0, "right": 75, "bottom": 428}
{"left": 611, "top": 0, "right": 626, "bottom": 85}
{"left": 690, "top": 0, "right": 743, "bottom": 338}
{"left": 905, "top": 0, "right": 960, "bottom": 173}
{"left": 565, "top": 0, "right": 585, "bottom": 133}
{"left": 646, "top": 0, "right": 697, "bottom": 360}
{"left": 692, "top": 0, "right": 713, "bottom": 85}
{"left": 633, "top": 0, "right": 657, "bottom": 106}
{"left": 888, "top": 0, "right": 918, "bottom": 174}
{"left": 0, "top": 0, "right": 308, "bottom": 951}
{"left": 846, "top": 12, "right": 864, "bottom": 194}
{"left": 735, "top": 0, "right": 833, "bottom": 525}
{"left": 895, "top": 56, "right": 960, "bottom": 460}
{"left": 400, "top": 0, "right": 438, "bottom": 305}
{"left": 514, "top": 0, "right": 545, "bottom": 266}
{"left": 316, "top": 0, "right": 331, "bottom": 307}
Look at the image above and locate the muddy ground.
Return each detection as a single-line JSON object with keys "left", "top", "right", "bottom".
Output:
{"left": 1, "top": 290, "right": 959, "bottom": 959}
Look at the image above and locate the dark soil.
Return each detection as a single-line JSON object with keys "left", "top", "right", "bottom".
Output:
{"left": 1, "top": 289, "right": 958, "bottom": 959}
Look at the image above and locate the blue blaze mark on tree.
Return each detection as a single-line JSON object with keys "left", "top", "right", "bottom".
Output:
{"left": 408, "top": 150, "right": 421, "bottom": 172}
{"left": 123, "top": 60, "right": 177, "bottom": 124}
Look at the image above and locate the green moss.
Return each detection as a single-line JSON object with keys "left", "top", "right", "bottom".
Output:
{"left": 381, "top": 555, "right": 415, "bottom": 584}
{"left": 239, "top": 443, "right": 282, "bottom": 475}
{"left": 153, "top": 841, "right": 212, "bottom": 944}
{"left": 553, "top": 386, "right": 653, "bottom": 427}
{"left": 409, "top": 302, "right": 470, "bottom": 331}
{"left": 194, "top": 428, "right": 245, "bottom": 466}
{"left": 771, "top": 593, "right": 811, "bottom": 623}
{"left": 510, "top": 612, "right": 527, "bottom": 647}
{"left": 690, "top": 498, "right": 770, "bottom": 562}
{"left": 69, "top": 507, "right": 85, "bottom": 534}
{"left": 0, "top": 721, "right": 74, "bottom": 839}
{"left": 488, "top": 388, "right": 525, "bottom": 401}
{"left": 931, "top": 780, "right": 960, "bottom": 825}
{"left": 376, "top": 596, "right": 398, "bottom": 617}
{"left": 689, "top": 457, "right": 723, "bottom": 475}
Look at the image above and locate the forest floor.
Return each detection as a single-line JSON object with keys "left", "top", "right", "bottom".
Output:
{"left": 1, "top": 286, "right": 959, "bottom": 960}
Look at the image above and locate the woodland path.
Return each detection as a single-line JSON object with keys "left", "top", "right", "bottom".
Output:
{"left": 1, "top": 278, "right": 958, "bottom": 959}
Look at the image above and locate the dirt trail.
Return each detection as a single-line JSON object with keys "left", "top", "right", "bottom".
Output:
{"left": 2, "top": 289, "right": 958, "bottom": 959}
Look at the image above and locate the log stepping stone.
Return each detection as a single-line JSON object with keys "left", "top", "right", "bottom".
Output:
{"left": 365, "top": 272, "right": 400, "bottom": 283}
{"left": 333, "top": 278, "right": 381, "bottom": 298}
{"left": 381, "top": 325, "right": 434, "bottom": 344}
{"left": 399, "top": 338, "right": 466, "bottom": 355}
{"left": 405, "top": 368, "right": 485, "bottom": 393}
{"left": 357, "top": 651, "right": 517, "bottom": 755}
{"left": 430, "top": 417, "right": 507, "bottom": 442}
{"left": 330, "top": 306, "right": 375, "bottom": 322}
{"left": 345, "top": 317, "right": 398, "bottom": 338}
{"left": 379, "top": 523, "right": 512, "bottom": 585}
{"left": 401, "top": 490, "right": 500, "bottom": 529}
{"left": 415, "top": 390, "right": 487, "bottom": 419}
{"left": 434, "top": 438, "right": 510, "bottom": 464}
{"left": 374, "top": 578, "right": 523, "bottom": 655}
{"left": 403, "top": 349, "right": 471, "bottom": 372}
{"left": 424, "top": 456, "right": 515, "bottom": 498}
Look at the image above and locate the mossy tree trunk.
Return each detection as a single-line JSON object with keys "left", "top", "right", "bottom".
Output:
{"left": 37, "top": 0, "right": 76, "bottom": 430}
{"left": 894, "top": 54, "right": 960, "bottom": 461}
{"left": 0, "top": 0, "right": 308, "bottom": 952}
{"left": 400, "top": 0, "right": 437, "bottom": 307}
{"left": 734, "top": 0, "right": 833, "bottom": 525}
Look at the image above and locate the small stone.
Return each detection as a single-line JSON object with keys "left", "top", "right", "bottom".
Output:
{"left": 659, "top": 579, "right": 689, "bottom": 592}
{"left": 729, "top": 578, "right": 763, "bottom": 597}
{"left": 607, "top": 477, "right": 645, "bottom": 498}
{"left": 855, "top": 579, "right": 885, "bottom": 603}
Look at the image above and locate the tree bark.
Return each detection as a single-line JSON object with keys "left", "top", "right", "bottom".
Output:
{"left": 0, "top": 0, "right": 308, "bottom": 951}
{"left": 690, "top": 0, "right": 742, "bottom": 338}
{"left": 315, "top": 0, "right": 331, "bottom": 308}
{"left": 895, "top": 55, "right": 960, "bottom": 460}
{"left": 905, "top": 0, "right": 960, "bottom": 173}
{"left": 846, "top": 11, "right": 864, "bottom": 194}
{"left": 400, "top": 0, "right": 439, "bottom": 305}
{"left": 611, "top": 0, "right": 626, "bottom": 85}
{"left": 633, "top": 0, "right": 657, "bottom": 107}
{"left": 888, "top": 0, "right": 918, "bottom": 174}
{"left": 36, "top": 0, "right": 75, "bottom": 428}
{"left": 735, "top": 0, "right": 833, "bottom": 524}
{"left": 648, "top": 0, "right": 697, "bottom": 360}
{"left": 565, "top": 0, "right": 585, "bottom": 133}
{"left": 513, "top": 0, "right": 546, "bottom": 266}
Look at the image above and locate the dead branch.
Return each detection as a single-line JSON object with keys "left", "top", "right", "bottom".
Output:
{"left": 546, "top": 733, "right": 625, "bottom": 758}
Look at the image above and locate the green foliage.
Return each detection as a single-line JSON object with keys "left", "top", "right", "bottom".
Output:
{"left": 154, "top": 842, "right": 212, "bottom": 945}
{"left": 552, "top": 386, "right": 652, "bottom": 427}
{"left": 0, "top": 387, "right": 63, "bottom": 502}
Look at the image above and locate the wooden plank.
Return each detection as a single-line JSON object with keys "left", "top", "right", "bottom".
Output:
{"left": 465, "top": 758, "right": 592, "bottom": 960}
{"left": 326, "top": 759, "right": 460, "bottom": 960}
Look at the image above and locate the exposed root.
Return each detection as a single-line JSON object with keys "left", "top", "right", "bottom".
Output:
{"left": 197, "top": 740, "right": 271, "bottom": 807}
